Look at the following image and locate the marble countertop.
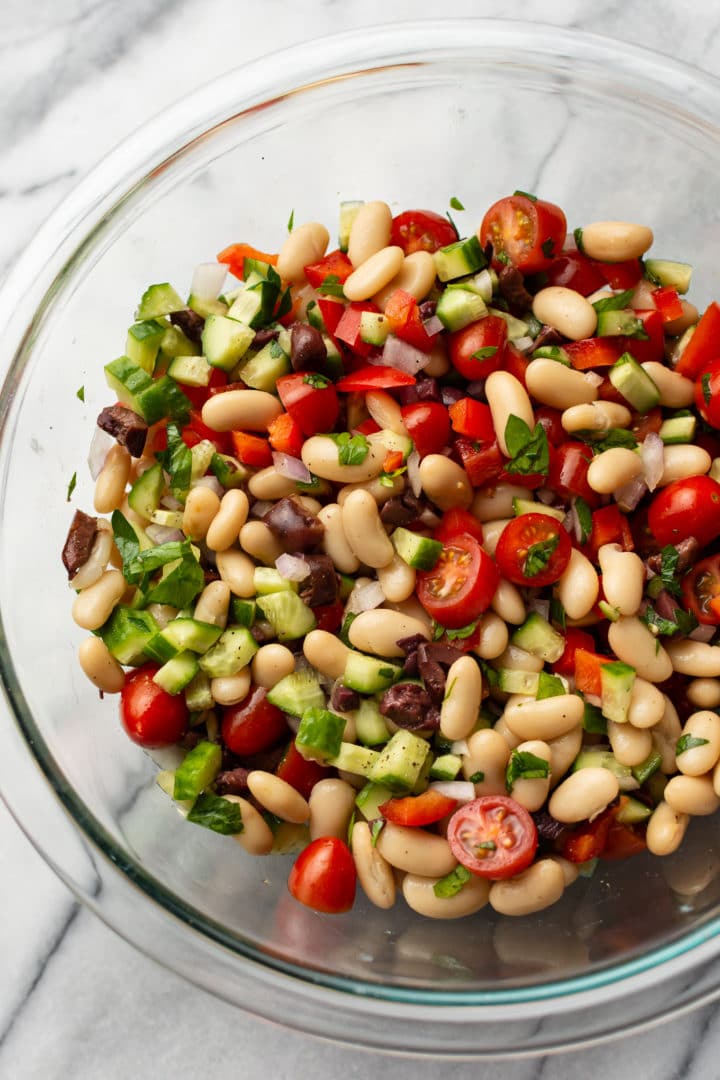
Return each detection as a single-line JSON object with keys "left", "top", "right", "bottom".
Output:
{"left": 4, "top": 2, "right": 720, "bottom": 1076}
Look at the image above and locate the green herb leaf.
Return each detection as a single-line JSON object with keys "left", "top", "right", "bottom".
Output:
{"left": 303, "top": 373, "right": 331, "bottom": 389}
{"left": 129, "top": 539, "right": 190, "bottom": 576}
{"left": 592, "top": 288, "right": 635, "bottom": 313}
{"left": 66, "top": 471, "right": 77, "bottom": 502}
{"left": 318, "top": 274, "right": 346, "bottom": 298}
{"left": 573, "top": 226, "right": 585, "bottom": 253}
{"left": 328, "top": 431, "right": 370, "bottom": 466}
{"left": 433, "top": 864, "right": 472, "bottom": 899}
{"left": 476, "top": 658, "right": 499, "bottom": 689}
{"left": 187, "top": 792, "right": 244, "bottom": 835}
{"left": 657, "top": 544, "right": 682, "bottom": 598}
{"left": 524, "top": 532, "right": 560, "bottom": 578}
{"left": 145, "top": 551, "right": 205, "bottom": 609}
{"left": 468, "top": 771, "right": 485, "bottom": 783}
{"left": 550, "top": 597, "right": 567, "bottom": 631}
{"left": 703, "top": 372, "right": 712, "bottom": 406}
{"left": 275, "top": 286, "right": 293, "bottom": 320}
{"left": 583, "top": 701, "right": 607, "bottom": 734}
{"left": 287, "top": 209, "right": 295, "bottom": 232}
{"left": 444, "top": 621, "right": 479, "bottom": 642}
{"left": 340, "top": 611, "right": 358, "bottom": 647}
{"left": 370, "top": 818, "right": 385, "bottom": 846}
{"left": 503, "top": 415, "right": 550, "bottom": 477}
{"left": 378, "top": 466, "right": 407, "bottom": 487}
{"left": 582, "top": 428, "right": 639, "bottom": 454}
{"left": 347, "top": 809, "right": 356, "bottom": 846}
{"left": 156, "top": 422, "right": 192, "bottom": 501}
{"left": 506, "top": 749, "right": 550, "bottom": 791}
{"left": 573, "top": 497, "right": 593, "bottom": 544}
{"left": 111, "top": 510, "right": 141, "bottom": 584}
{"left": 676, "top": 734, "right": 710, "bottom": 755}
{"left": 541, "top": 238, "right": 555, "bottom": 259}
{"left": 495, "top": 250, "right": 511, "bottom": 266}
{"left": 471, "top": 346, "right": 499, "bottom": 361}
{"left": 76, "top": 386, "right": 85, "bottom": 402}
{"left": 449, "top": 196, "right": 465, "bottom": 211}
{"left": 513, "top": 190, "right": 537, "bottom": 202}
{"left": 536, "top": 672, "right": 566, "bottom": 700}
{"left": 640, "top": 604, "right": 698, "bottom": 639}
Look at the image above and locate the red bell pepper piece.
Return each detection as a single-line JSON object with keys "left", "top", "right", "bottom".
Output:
{"left": 565, "top": 336, "right": 624, "bottom": 370}
{"left": 334, "top": 301, "right": 380, "bottom": 357}
{"left": 587, "top": 504, "right": 634, "bottom": 563}
{"left": 335, "top": 365, "right": 416, "bottom": 392}
{"left": 267, "top": 412, "right": 304, "bottom": 458}
{"left": 384, "top": 289, "right": 438, "bottom": 353}
{"left": 562, "top": 804, "right": 617, "bottom": 863}
{"left": 217, "top": 242, "right": 278, "bottom": 278}
{"left": 574, "top": 648, "right": 613, "bottom": 697}
{"left": 230, "top": 431, "right": 273, "bottom": 469}
{"left": 303, "top": 249, "right": 354, "bottom": 291}
{"left": 454, "top": 438, "right": 504, "bottom": 488}
{"left": 675, "top": 302, "right": 720, "bottom": 379}
{"left": 595, "top": 258, "right": 643, "bottom": 290}
{"left": 448, "top": 398, "right": 495, "bottom": 442}
{"left": 379, "top": 789, "right": 458, "bottom": 827}
{"left": 553, "top": 628, "right": 596, "bottom": 677}
{"left": 652, "top": 286, "right": 684, "bottom": 323}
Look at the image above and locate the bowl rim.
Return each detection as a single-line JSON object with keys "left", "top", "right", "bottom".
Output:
{"left": 3, "top": 15, "right": 720, "bottom": 1047}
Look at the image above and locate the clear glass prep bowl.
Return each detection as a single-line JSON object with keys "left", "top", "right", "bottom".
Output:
{"left": 3, "top": 19, "right": 720, "bottom": 1058}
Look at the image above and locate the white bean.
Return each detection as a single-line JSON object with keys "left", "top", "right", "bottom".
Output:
{"left": 508, "top": 740, "right": 551, "bottom": 811}
{"left": 665, "top": 640, "right": 720, "bottom": 678}
{"left": 352, "top": 821, "right": 396, "bottom": 909}
{"left": 375, "top": 822, "right": 456, "bottom": 877}
{"left": 440, "top": 656, "right": 483, "bottom": 741}
{"left": 561, "top": 401, "right": 632, "bottom": 434}
{"left": 525, "top": 358, "right": 598, "bottom": 408}
{"left": 659, "top": 445, "right": 711, "bottom": 486}
{"left": 93, "top": 444, "right": 131, "bottom": 513}
{"left": 496, "top": 644, "right": 544, "bottom": 673}
{"left": 641, "top": 362, "right": 695, "bottom": 408}
{"left": 664, "top": 775, "right": 720, "bottom": 817}
{"left": 377, "top": 553, "right": 416, "bottom": 603}
{"left": 78, "top": 637, "right": 125, "bottom": 693}
{"left": 676, "top": 711, "right": 720, "bottom": 776}
{"left": 687, "top": 678, "right": 720, "bottom": 710}
{"left": 239, "top": 521, "right": 283, "bottom": 566}
{"left": 598, "top": 544, "right": 645, "bottom": 616}
{"left": 556, "top": 548, "right": 599, "bottom": 620}
{"left": 365, "top": 390, "right": 409, "bottom": 436}
{"left": 646, "top": 801, "right": 689, "bottom": 856}
{"left": 489, "top": 859, "right": 565, "bottom": 917}
{"left": 481, "top": 518, "right": 512, "bottom": 558}
{"left": 251, "top": 644, "right": 295, "bottom": 689}
{"left": 607, "top": 719, "right": 653, "bottom": 767}
{"left": 548, "top": 767, "right": 620, "bottom": 823}
{"left": 202, "top": 390, "right": 282, "bottom": 433}
{"left": 194, "top": 581, "right": 231, "bottom": 628}
{"left": 665, "top": 301, "right": 699, "bottom": 337}
{"left": 222, "top": 796, "right": 275, "bottom": 855}
{"left": 505, "top": 694, "right": 584, "bottom": 742}
{"left": 211, "top": 669, "right": 251, "bottom": 706}
{"left": 303, "top": 629, "right": 351, "bottom": 681}
{"left": 348, "top": 609, "right": 429, "bottom": 657}
{"left": 302, "top": 435, "right": 386, "bottom": 484}
{"left": 341, "top": 489, "right": 394, "bottom": 568}
{"left": 462, "top": 729, "right": 510, "bottom": 796}
{"left": 373, "top": 250, "right": 436, "bottom": 308}
{"left": 491, "top": 579, "right": 526, "bottom": 625}
{"left": 608, "top": 617, "right": 673, "bottom": 682}
{"left": 337, "top": 474, "right": 405, "bottom": 506}
{"left": 472, "top": 483, "right": 530, "bottom": 522}
{"left": 532, "top": 287, "right": 597, "bottom": 341}
{"left": 580, "top": 221, "right": 653, "bottom": 262}
{"left": 246, "top": 771, "right": 309, "bottom": 824}
{"left": 247, "top": 467, "right": 297, "bottom": 502}
{"left": 653, "top": 696, "right": 683, "bottom": 774}
{"left": 402, "top": 873, "right": 490, "bottom": 919}
{"left": 317, "top": 503, "right": 360, "bottom": 574}
{"left": 547, "top": 726, "right": 583, "bottom": 788}
{"left": 309, "top": 779, "right": 357, "bottom": 840}
{"left": 473, "top": 611, "right": 509, "bottom": 660}
{"left": 587, "top": 447, "right": 643, "bottom": 494}
{"left": 183, "top": 486, "right": 221, "bottom": 542}
{"left": 277, "top": 222, "right": 330, "bottom": 282}
{"left": 72, "top": 569, "right": 126, "bottom": 631}
{"left": 485, "top": 372, "right": 534, "bottom": 456}
{"left": 348, "top": 201, "right": 392, "bottom": 267}
{"left": 215, "top": 548, "right": 256, "bottom": 597}
{"left": 418, "top": 455, "right": 472, "bottom": 510}
{"left": 205, "top": 489, "right": 249, "bottom": 552}
{"left": 627, "top": 677, "right": 665, "bottom": 729}
{"left": 344, "top": 246, "right": 404, "bottom": 302}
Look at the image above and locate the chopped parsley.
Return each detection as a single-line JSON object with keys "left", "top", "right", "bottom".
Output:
{"left": 287, "top": 208, "right": 295, "bottom": 232}
{"left": 581, "top": 428, "right": 639, "bottom": 454}
{"left": 468, "top": 771, "right": 485, "bottom": 783}
{"left": 471, "top": 346, "right": 499, "bottom": 361}
{"left": 652, "top": 545, "right": 683, "bottom": 598}
{"left": 66, "top": 471, "right": 77, "bottom": 502}
{"left": 433, "top": 864, "right": 472, "bottom": 899}
{"left": 156, "top": 422, "right": 192, "bottom": 501}
{"left": 676, "top": 734, "right": 710, "bottom": 755}
{"left": 495, "top": 250, "right": 512, "bottom": 266}
{"left": 449, "top": 196, "right": 465, "bottom": 211}
{"left": 503, "top": 415, "right": 550, "bottom": 477}
{"left": 76, "top": 386, "right": 85, "bottom": 402}
{"left": 640, "top": 604, "right": 698, "bottom": 638}
{"left": 524, "top": 532, "right": 560, "bottom": 579}
{"left": 506, "top": 749, "right": 550, "bottom": 791}
{"left": 303, "top": 373, "right": 331, "bottom": 389}
{"left": 378, "top": 466, "right": 407, "bottom": 487}
{"left": 431, "top": 619, "right": 478, "bottom": 642}
{"left": 328, "top": 431, "right": 370, "bottom": 466}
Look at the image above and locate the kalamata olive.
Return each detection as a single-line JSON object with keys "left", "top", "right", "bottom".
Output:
{"left": 263, "top": 496, "right": 325, "bottom": 552}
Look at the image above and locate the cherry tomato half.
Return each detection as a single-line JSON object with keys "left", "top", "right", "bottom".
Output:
{"left": 416, "top": 533, "right": 499, "bottom": 628}
{"left": 390, "top": 209, "right": 458, "bottom": 255}
{"left": 682, "top": 554, "right": 720, "bottom": 625}
{"left": 288, "top": 837, "right": 357, "bottom": 914}
{"left": 694, "top": 358, "right": 720, "bottom": 429}
{"left": 448, "top": 315, "right": 507, "bottom": 381}
{"left": 648, "top": 475, "right": 720, "bottom": 550}
{"left": 120, "top": 664, "right": 189, "bottom": 748}
{"left": 379, "top": 789, "right": 458, "bottom": 827}
{"left": 221, "top": 687, "right": 290, "bottom": 757}
{"left": 434, "top": 508, "right": 484, "bottom": 546}
{"left": 495, "top": 514, "right": 572, "bottom": 587}
{"left": 479, "top": 194, "right": 567, "bottom": 274}
{"left": 547, "top": 441, "right": 597, "bottom": 506}
{"left": 544, "top": 250, "right": 606, "bottom": 296}
{"left": 276, "top": 371, "right": 339, "bottom": 436}
{"left": 401, "top": 401, "right": 450, "bottom": 458}
{"left": 447, "top": 795, "right": 538, "bottom": 880}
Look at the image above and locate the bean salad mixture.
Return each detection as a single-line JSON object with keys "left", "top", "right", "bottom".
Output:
{"left": 63, "top": 192, "right": 720, "bottom": 919}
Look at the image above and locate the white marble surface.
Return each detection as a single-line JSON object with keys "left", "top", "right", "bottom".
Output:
{"left": 4, "top": 1, "right": 720, "bottom": 1076}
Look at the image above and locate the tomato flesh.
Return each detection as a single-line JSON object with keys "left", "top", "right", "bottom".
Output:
{"left": 277, "top": 371, "right": 339, "bottom": 436}
{"left": 495, "top": 514, "right": 572, "bottom": 587}
{"left": 448, "top": 315, "right": 507, "bottom": 382}
{"left": 479, "top": 195, "right": 567, "bottom": 274}
{"left": 682, "top": 555, "right": 720, "bottom": 625}
{"left": 694, "top": 358, "right": 720, "bottom": 429}
{"left": 648, "top": 475, "right": 720, "bottom": 550}
{"left": 288, "top": 837, "right": 357, "bottom": 914}
{"left": 390, "top": 209, "right": 457, "bottom": 255}
{"left": 221, "top": 687, "right": 290, "bottom": 757}
{"left": 447, "top": 796, "right": 538, "bottom": 879}
{"left": 416, "top": 533, "right": 499, "bottom": 628}
{"left": 434, "top": 508, "right": 484, "bottom": 546}
{"left": 120, "top": 665, "right": 188, "bottom": 748}
{"left": 401, "top": 401, "right": 450, "bottom": 458}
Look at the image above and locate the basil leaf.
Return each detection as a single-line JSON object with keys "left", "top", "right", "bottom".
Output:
{"left": 468, "top": 771, "right": 485, "bottom": 783}
{"left": 506, "top": 749, "right": 550, "bottom": 791}
{"left": 524, "top": 532, "right": 559, "bottom": 578}
{"left": 340, "top": 611, "right": 358, "bottom": 647}
{"left": 111, "top": 510, "right": 141, "bottom": 585}
{"left": 304, "top": 373, "right": 330, "bottom": 389}
{"left": 66, "top": 472, "right": 77, "bottom": 502}
{"left": 676, "top": 734, "right": 710, "bottom": 755}
{"left": 449, "top": 196, "right": 465, "bottom": 210}
{"left": 476, "top": 659, "right": 499, "bottom": 689}
{"left": 513, "top": 190, "right": 537, "bottom": 202}
{"left": 582, "top": 428, "right": 639, "bottom": 453}
{"left": 592, "top": 288, "right": 635, "bottom": 313}
{"left": 187, "top": 792, "right": 244, "bottom": 835}
{"left": 318, "top": 274, "right": 346, "bottom": 298}
{"left": 129, "top": 539, "right": 190, "bottom": 576}
{"left": 433, "top": 864, "right": 472, "bottom": 899}
{"left": 328, "top": 431, "right": 370, "bottom": 466}
{"left": 145, "top": 552, "right": 205, "bottom": 608}
{"left": 703, "top": 372, "right": 712, "bottom": 406}
{"left": 444, "top": 621, "right": 479, "bottom": 641}
{"left": 503, "top": 415, "right": 550, "bottom": 477}
{"left": 156, "top": 421, "right": 192, "bottom": 501}
{"left": 287, "top": 209, "right": 295, "bottom": 232}
{"left": 574, "top": 497, "right": 593, "bottom": 544}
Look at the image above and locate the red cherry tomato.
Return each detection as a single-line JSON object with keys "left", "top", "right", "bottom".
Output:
{"left": 447, "top": 796, "right": 538, "bottom": 880}
{"left": 631, "top": 406, "right": 663, "bottom": 442}
{"left": 221, "top": 687, "right": 290, "bottom": 757}
{"left": 495, "top": 514, "right": 572, "bottom": 587}
{"left": 694, "top": 358, "right": 720, "bottom": 429}
{"left": 379, "top": 789, "right": 458, "bottom": 827}
{"left": 120, "top": 665, "right": 189, "bottom": 748}
{"left": 434, "top": 508, "right": 484, "bottom": 546}
{"left": 503, "top": 341, "right": 531, "bottom": 387}
{"left": 480, "top": 194, "right": 567, "bottom": 274}
{"left": 390, "top": 209, "right": 458, "bottom": 255}
{"left": 288, "top": 837, "right": 357, "bottom": 914}
{"left": 544, "top": 250, "right": 606, "bottom": 296}
{"left": 313, "top": 601, "right": 345, "bottom": 633}
{"left": 448, "top": 398, "right": 495, "bottom": 442}
{"left": 277, "top": 371, "right": 339, "bottom": 436}
{"left": 401, "top": 401, "right": 450, "bottom": 458}
{"left": 676, "top": 301, "right": 720, "bottom": 380}
{"left": 275, "top": 741, "right": 330, "bottom": 799}
{"left": 416, "top": 533, "right": 499, "bottom": 628}
{"left": 595, "top": 258, "right": 643, "bottom": 290}
{"left": 648, "top": 476, "right": 720, "bottom": 550}
{"left": 534, "top": 406, "right": 566, "bottom": 447}
{"left": 547, "top": 441, "right": 597, "bottom": 506}
{"left": 181, "top": 367, "right": 228, "bottom": 411}
{"left": 448, "top": 315, "right": 507, "bottom": 381}
{"left": 335, "top": 365, "right": 416, "bottom": 392}
{"left": 681, "top": 555, "right": 720, "bottom": 625}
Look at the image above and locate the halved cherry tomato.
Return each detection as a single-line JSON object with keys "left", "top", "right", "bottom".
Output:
{"left": 217, "top": 243, "right": 278, "bottom": 278}
{"left": 390, "top": 209, "right": 457, "bottom": 255}
{"left": 454, "top": 437, "right": 504, "bottom": 488}
{"left": 694, "top": 358, "right": 720, "bottom": 429}
{"left": 277, "top": 371, "right": 339, "bottom": 436}
{"left": 379, "top": 789, "right": 458, "bottom": 827}
{"left": 682, "top": 555, "right": 720, "bottom": 625}
{"left": 480, "top": 194, "right": 567, "bottom": 274}
{"left": 434, "top": 508, "right": 484, "bottom": 546}
{"left": 267, "top": 411, "right": 304, "bottom": 458}
{"left": 574, "top": 648, "right": 613, "bottom": 697}
{"left": 553, "top": 628, "right": 596, "bottom": 677}
{"left": 334, "top": 300, "right": 381, "bottom": 357}
{"left": 587, "top": 505, "right": 635, "bottom": 563}
{"left": 495, "top": 514, "right": 572, "bottom": 587}
{"left": 447, "top": 795, "right": 538, "bottom": 880}
{"left": 544, "top": 250, "right": 607, "bottom": 296}
{"left": 221, "top": 687, "right": 290, "bottom": 757}
{"left": 336, "top": 365, "right": 416, "bottom": 392}
{"left": 401, "top": 401, "right": 450, "bottom": 458}
{"left": 448, "top": 315, "right": 507, "bottom": 381}
{"left": 288, "top": 837, "right": 356, "bottom": 914}
{"left": 416, "top": 533, "right": 499, "bottom": 628}
{"left": 562, "top": 804, "right": 617, "bottom": 863}
{"left": 275, "top": 741, "right": 331, "bottom": 799}
{"left": 303, "top": 249, "right": 354, "bottom": 291}
{"left": 384, "top": 289, "right": 438, "bottom": 353}
{"left": 676, "top": 301, "right": 720, "bottom": 379}
{"left": 120, "top": 665, "right": 188, "bottom": 748}
{"left": 230, "top": 431, "right": 273, "bottom": 469}
{"left": 653, "top": 286, "right": 684, "bottom": 323}
{"left": 547, "top": 441, "right": 597, "bottom": 506}
{"left": 648, "top": 475, "right": 720, "bottom": 549}
{"left": 448, "top": 398, "right": 495, "bottom": 442}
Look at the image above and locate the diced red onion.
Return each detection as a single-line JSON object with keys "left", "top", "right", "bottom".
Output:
{"left": 346, "top": 580, "right": 385, "bottom": 614}
{"left": 191, "top": 262, "right": 227, "bottom": 301}
{"left": 450, "top": 739, "right": 469, "bottom": 757}
{"left": 528, "top": 598, "right": 551, "bottom": 621}
{"left": 161, "top": 494, "right": 184, "bottom": 511}
{"left": 378, "top": 334, "right": 431, "bottom": 375}
{"left": 407, "top": 449, "right": 422, "bottom": 497}
{"left": 616, "top": 474, "right": 648, "bottom": 512}
{"left": 423, "top": 315, "right": 444, "bottom": 336}
{"left": 429, "top": 781, "right": 476, "bottom": 803}
{"left": 563, "top": 502, "right": 583, "bottom": 545}
{"left": 275, "top": 553, "right": 309, "bottom": 581}
{"left": 689, "top": 624, "right": 716, "bottom": 643}
{"left": 513, "top": 335, "right": 535, "bottom": 353}
{"left": 87, "top": 426, "right": 115, "bottom": 480}
{"left": 641, "top": 432, "right": 664, "bottom": 492}
{"left": 272, "top": 451, "right": 312, "bottom": 483}
{"left": 251, "top": 499, "right": 274, "bottom": 519}
{"left": 191, "top": 475, "right": 224, "bottom": 497}
{"left": 583, "top": 371, "right": 603, "bottom": 389}
{"left": 146, "top": 524, "right": 185, "bottom": 545}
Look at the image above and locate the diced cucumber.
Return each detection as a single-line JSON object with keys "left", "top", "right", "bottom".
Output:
{"left": 229, "top": 598, "right": 256, "bottom": 627}
{"left": 167, "top": 354, "right": 213, "bottom": 387}
{"left": 256, "top": 591, "right": 316, "bottom": 641}
{"left": 355, "top": 780, "right": 393, "bottom": 820}
{"left": 104, "top": 357, "right": 190, "bottom": 424}
{"left": 659, "top": 414, "right": 696, "bottom": 444}
{"left": 238, "top": 338, "right": 291, "bottom": 392}
{"left": 512, "top": 497, "right": 565, "bottom": 522}
{"left": 429, "top": 753, "right": 463, "bottom": 781}
{"left": 339, "top": 200, "right": 364, "bottom": 252}
{"left": 511, "top": 612, "right": 565, "bottom": 663}
{"left": 295, "top": 707, "right": 346, "bottom": 763}
{"left": 609, "top": 353, "right": 660, "bottom": 414}
{"left": 359, "top": 311, "right": 391, "bottom": 346}
{"left": 190, "top": 440, "right": 217, "bottom": 480}
{"left": 434, "top": 236, "right": 487, "bottom": 282}
{"left": 354, "top": 698, "right": 390, "bottom": 747}
{"left": 153, "top": 650, "right": 199, "bottom": 695}
{"left": 253, "top": 567, "right": 298, "bottom": 595}
{"left": 645, "top": 771, "right": 668, "bottom": 804}
{"left": 632, "top": 749, "right": 662, "bottom": 785}
{"left": 226, "top": 278, "right": 278, "bottom": 328}
{"left": 211, "top": 453, "right": 249, "bottom": 490}
{"left": 391, "top": 527, "right": 443, "bottom": 570}
{"left": 267, "top": 669, "right": 325, "bottom": 717}
{"left": 596, "top": 309, "right": 648, "bottom": 338}
{"left": 600, "top": 660, "right": 636, "bottom": 724}
{"left": 329, "top": 742, "right": 380, "bottom": 778}
{"left": 187, "top": 294, "right": 228, "bottom": 319}
{"left": 572, "top": 747, "right": 638, "bottom": 791}
{"left": 136, "top": 283, "right": 185, "bottom": 320}
{"left": 146, "top": 617, "right": 223, "bottom": 662}
{"left": 370, "top": 429, "right": 414, "bottom": 460}
{"left": 532, "top": 345, "right": 570, "bottom": 364}
{"left": 436, "top": 288, "right": 488, "bottom": 332}
{"left": 160, "top": 324, "right": 200, "bottom": 359}
{"left": 496, "top": 668, "right": 540, "bottom": 695}
{"left": 148, "top": 509, "right": 183, "bottom": 531}
{"left": 97, "top": 605, "right": 160, "bottom": 666}
{"left": 127, "top": 463, "right": 165, "bottom": 522}
{"left": 488, "top": 307, "right": 532, "bottom": 341}
{"left": 369, "top": 729, "right": 431, "bottom": 792}
{"left": 198, "top": 626, "right": 258, "bottom": 677}
{"left": 184, "top": 670, "right": 214, "bottom": 712}
{"left": 241, "top": 257, "right": 276, "bottom": 281}
{"left": 173, "top": 741, "right": 222, "bottom": 801}
{"left": 583, "top": 700, "right": 608, "bottom": 734}
{"left": 202, "top": 314, "right": 255, "bottom": 371}
{"left": 615, "top": 796, "right": 652, "bottom": 825}
{"left": 306, "top": 301, "right": 325, "bottom": 332}
{"left": 645, "top": 258, "right": 692, "bottom": 294}
{"left": 126, "top": 319, "right": 166, "bottom": 373}
{"left": 343, "top": 652, "right": 401, "bottom": 694}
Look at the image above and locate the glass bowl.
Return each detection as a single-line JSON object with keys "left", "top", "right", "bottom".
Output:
{"left": 3, "top": 18, "right": 720, "bottom": 1059}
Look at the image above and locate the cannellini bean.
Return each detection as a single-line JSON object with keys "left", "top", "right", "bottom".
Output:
{"left": 496, "top": 643, "right": 544, "bottom": 673}
{"left": 646, "top": 801, "right": 689, "bottom": 856}
{"left": 251, "top": 643, "right": 295, "bottom": 689}
{"left": 418, "top": 455, "right": 472, "bottom": 510}
{"left": 194, "top": 580, "right": 231, "bottom": 628}
{"left": 365, "top": 390, "right": 408, "bottom": 436}
{"left": 598, "top": 544, "right": 645, "bottom": 616}
{"left": 547, "top": 726, "right": 583, "bottom": 788}
{"left": 489, "top": 859, "right": 565, "bottom": 917}
{"left": 348, "top": 200, "right": 392, "bottom": 267}
{"left": 485, "top": 372, "right": 534, "bottom": 456}
{"left": 556, "top": 549, "right": 599, "bottom": 620}
{"left": 665, "top": 775, "right": 720, "bottom": 817}
{"left": 505, "top": 694, "right": 584, "bottom": 742}
{"left": 587, "top": 447, "right": 643, "bottom": 494}
{"left": 246, "top": 771, "right": 309, "bottom": 824}
{"left": 608, "top": 617, "right": 673, "bottom": 682}
{"left": 223, "top": 795, "right": 274, "bottom": 855}
{"left": 491, "top": 579, "right": 526, "bottom": 625}
{"left": 472, "top": 483, "right": 530, "bottom": 522}
{"left": 549, "top": 767, "right": 620, "bottom": 823}
{"left": 302, "top": 434, "right": 386, "bottom": 484}
{"left": 309, "top": 779, "right": 357, "bottom": 840}
{"left": 402, "top": 873, "right": 490, "bottom": 920}
{"left": 205, "top": 489, "right": 249, "bottom": 552}
{"left": 665, "top": 640, "right": 720, "bottom": 678}
{"left": 94, "top": 444, "right": 132, "bottom": 514}
{"left": 462, "top": 728, "right": 511, "bottom": 795}
{"left": 211, "top": 669, "right": 252, "bottom": 706}
{"left": 580, "top": 221, "right": 653, "bottom": 262}
{"left": 386, "top": 596, "right": 432, "bottom": 629}
{"left": 525, "top": 358, "right": 598, "bottom": 409}
{"left": 546, "top": 855, "right": 580, "bottom": 888}
{"left": 481, "top": 518, "right": 512, "bottom": 557}
{"left": 532, "top": 287, "right": 597, "bottom": 341}
{"left": 183, "top": 486, "right": 221, "bottom": 541}
{"left": 641, "top": 362, "right": 695, "bottom": 408}
{"left": 352, "top": 821, "right": 396, "bottom": 909}
{"left": 377, "top": 554, "right": 416, "bottom": 603}
{"left": 348, "top": 609, "right": 430, "bottom": 657}
{"left": 376, "top": 821, "right": 456, "bottom": 877}
{"left": 337, "top": 474, "right": 405, "bottom": 505}
{"left": 494, "top": 716, "right": 523, "bottom": 750}
{"left": 202, "top": 389, "right": 282, "bottom": 433}
{"left": 215, "top": 548, "right": 256, "bottom": 597}
{"left": 78, "top": 636, "right": 125, "bottom": 693}
{"left": 341, "top": 489, "right": 394, "bottom": 568}
{"left": 344, "top": 245, "right": 404, "bottom": 302}
{"left": 303, "top": 629, "right": 351, "bottom": 681}
{"left": 473, "top": 611, "right": 509, "bottom": 660}
{"left": 277, "top": 222, "right": 330, "bottom": 282}
{"left": 627, "top": 677, "right": 665, "bottom": 729}
{"left": 653, "top": 696, "right": 683, "bottom": 774}
{"left": 239, "top": 521, "right": 283, "bottom": 566}
{"left": 687, "top": 678, "right": 720, "bottom": 710}
{"left": 561, "top": 401, "right": 632, "bottom": 434}
{"left": 608, "top": 719, "right": 653, "bottom": 767}
{"left": 508, "top": 740, "right": 551, "bottom": 811}
{"left": 72, "top": 569, "right": 126, "bottom": 631}
{"left": 658, "top": 445, "right": 711, "bottom": 486}
{"left": 317, "top": 503, "right": 359, "bottom": 574}
{"left": 247, "top": 467, "right": 297, "bottom": 502}
{"left": 664, "top": 301, "right": 699, "bottom": 337}
{"left": 373, "top": 250, "right": 436, "bottom": 308}
{"left": 676, "top": 711, "right": 720, "bottom": 776}
{"left": 440, "top": 656, "right": 483, "bottom": 741}
{"left": 295, "top": 495, "right": 322, "bottom": 516}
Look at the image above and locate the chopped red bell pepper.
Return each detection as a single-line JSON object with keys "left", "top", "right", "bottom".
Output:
{"left": 553, "top": 628, "right": 596, "bottom": 677}
{"left": 335, "top": 365, "right": 416, "bottom": 392}
{"left": 565, "top": 336, "right": 624, "bottom": 370}
{"left": 354, "top": 417, "right": 382, "bottom": 436}
{"left": 562, "top": 804, "right": 617, "bottom": 863}
{"left": 384, "top": 289, "right": 438, "bottom": 353}
{"left": 587, "top": 504, "right": 634, "bottom": 563}
{"left": 675, "top": 301, "right": 720, "bottom": 379}
{"left": 217, "top": 242, "right": 278, "bottom": 278}
{"left": 230, "top": 431, "right": 273, "bottom": 469}
{"left": 334, "top": 301, "right": 381, "bottom": 357}
{"left": 268, "top": 412, "right": 304, "bottom": 458}
{"left": 448, "top": 398, "right": 496, "bottom": 442}
{"left": 573, "top": 648, "right": 613, "bottom": 697}
{"left": 277, "top": 372, "right": 340, "bottom": 437}
{"left": 379, "top": 789, "right": 458, "bottom": 827}
{"left": 652, "top": 286, "right": 684, "bottom": 323}
{"left": 454, "top": 438, "right": 504, "bottom": 488}
{"left": 304, "top": 249, "right": 354, "bottom": 292}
